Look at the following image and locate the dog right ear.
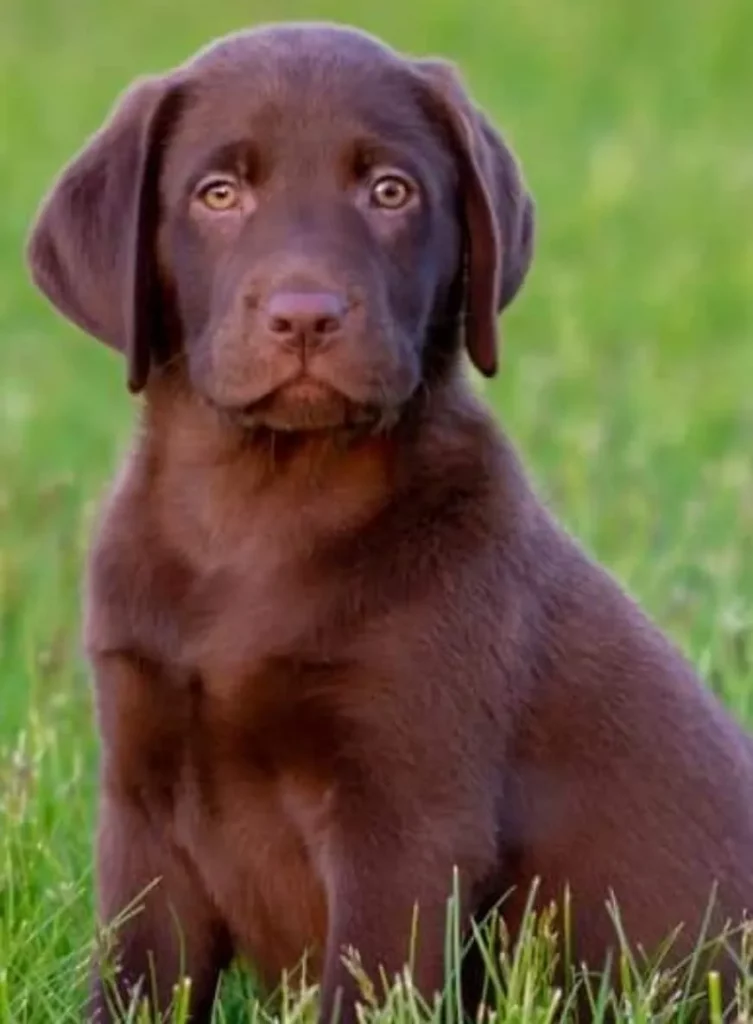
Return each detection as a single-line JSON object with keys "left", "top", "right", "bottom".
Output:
{"left": 26, "top": 75, "right": 184, "bottom": 393}
{"left": 410, "top": 59, "right": 535, "bottom": 378}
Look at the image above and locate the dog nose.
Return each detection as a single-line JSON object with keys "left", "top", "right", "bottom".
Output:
{"left": 265, "top": 290, "right": 346, "bottom": 349}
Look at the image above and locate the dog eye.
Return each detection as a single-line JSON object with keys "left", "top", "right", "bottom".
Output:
{"left": 370, "top": 174, "right": 413, "bottom": 210}
{"left": 196, "top": 177, "right": 241, "bottom": 212}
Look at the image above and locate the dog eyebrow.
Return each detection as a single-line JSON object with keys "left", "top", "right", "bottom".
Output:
{"left": 346, "top": 111, "right": 456, "bottom": 183}
{"left": 181, "top": 134, "right": 430, "bottom": 200}
{"left": 184, "top": 141, "right": 260, "bottom": 193}
{"left": 347, "top": 136, "right": 426, "bottom": 181}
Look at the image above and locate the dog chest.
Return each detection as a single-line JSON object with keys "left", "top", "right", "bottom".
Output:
{"left": 170, "top": 674, "right": 337, "bottom": 986}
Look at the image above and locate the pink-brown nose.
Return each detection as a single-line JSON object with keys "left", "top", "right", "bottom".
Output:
{"left": 265, "top": 290, "right": 346, "bottom": 349}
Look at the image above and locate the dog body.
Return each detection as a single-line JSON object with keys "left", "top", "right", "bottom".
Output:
{"left": 27, "top": 23, "right": 753, "bottom": 1023}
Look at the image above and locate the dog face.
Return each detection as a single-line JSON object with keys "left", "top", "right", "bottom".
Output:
{"left": 27, "top": 23, "right": 535, "bottom": 433}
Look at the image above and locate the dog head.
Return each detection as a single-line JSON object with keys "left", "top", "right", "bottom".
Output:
{"left": 27, "top": 23, "right": 534, "bottom": 433}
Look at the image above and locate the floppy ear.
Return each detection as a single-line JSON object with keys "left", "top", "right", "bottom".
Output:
{"left": 26, "top": 76, "right": 182, "bottom": 393}
{"left": 412, "top": 60, "right": 535, "bottom": 377}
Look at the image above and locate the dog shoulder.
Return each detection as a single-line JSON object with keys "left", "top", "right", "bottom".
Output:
{"left": 82, "top": 439, "right": 193, "bottom": 664}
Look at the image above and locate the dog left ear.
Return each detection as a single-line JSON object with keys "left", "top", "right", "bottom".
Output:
{"left": 411, "top": 59, "right": 535, "bottom": 377}
{"left": 26, "top": 76, "right": 185, "bottom": 394}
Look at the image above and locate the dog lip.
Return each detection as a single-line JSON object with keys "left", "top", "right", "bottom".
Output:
{"left": 210, "top": 369, "right": 392, "bottom": 424}
{"left": 249, "top": 372, "right": 338, "bottom": 408}
{"left": 273, "top": 375, "right": 335, "bottom": 400}
{"left": 218, "top": 372, "right": 344, "bottom": 419}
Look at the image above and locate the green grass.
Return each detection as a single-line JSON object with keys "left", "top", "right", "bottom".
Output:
{"left": 1, "top": 0, "right": 753, "bottom": 1019}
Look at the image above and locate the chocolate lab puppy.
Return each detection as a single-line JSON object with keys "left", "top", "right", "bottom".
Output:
{"left": 26, "top": 21, "right": 753, "bottom": 1024}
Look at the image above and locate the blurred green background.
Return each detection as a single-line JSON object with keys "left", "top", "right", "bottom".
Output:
{"left": 0, "top": 0, "right": 752, "bottom": 1019}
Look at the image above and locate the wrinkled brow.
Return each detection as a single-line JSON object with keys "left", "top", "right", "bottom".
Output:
{"left": 162, "top": 68, "right": 459, "bottom": 199}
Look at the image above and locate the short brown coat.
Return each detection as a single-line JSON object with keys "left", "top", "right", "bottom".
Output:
{"left": 26, "top": 22, "right": 753, "bottom": 1023}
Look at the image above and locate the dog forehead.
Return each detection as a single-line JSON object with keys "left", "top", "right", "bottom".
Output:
{"left": 188, "top": 21, "right": 404, "bottom": 79}
{"left": 164, "top": 27, "right": 446, "bottom": 171}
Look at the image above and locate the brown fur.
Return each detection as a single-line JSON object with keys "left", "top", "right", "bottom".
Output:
{"left": 26, "top": 22, "right": 753, "bottom": 1024}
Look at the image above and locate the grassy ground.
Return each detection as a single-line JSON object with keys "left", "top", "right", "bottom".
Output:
{"left": 1, "top": 0, "right": 752, "bottom": 1020}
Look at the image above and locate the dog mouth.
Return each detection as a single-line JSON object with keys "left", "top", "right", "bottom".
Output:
{"left": 265, "top": 376, "right": 337, "bottom": 404}
{"left": 222, "top": 373, "right": 386, "bottom": 433}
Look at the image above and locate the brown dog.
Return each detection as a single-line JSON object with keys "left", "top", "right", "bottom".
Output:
{"left": 26, "top": 21, "right": 753, "bottom": 1024}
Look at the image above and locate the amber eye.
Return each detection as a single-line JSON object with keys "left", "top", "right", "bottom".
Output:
{"left": 370, "top": 174, "right": 413, "bottom": 210}
{"left": 197, "top": 178, "right": 241, "bottom": 212}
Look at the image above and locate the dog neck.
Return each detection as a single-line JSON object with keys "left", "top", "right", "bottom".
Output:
{"left": 126, "top": 360, "right": 471, "bottom": 569}
{"left": 140, "top": 359, "right": 482, "bottom": 474}
{"left": 128, "top": 360, "right": 508, "bottom": 569}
